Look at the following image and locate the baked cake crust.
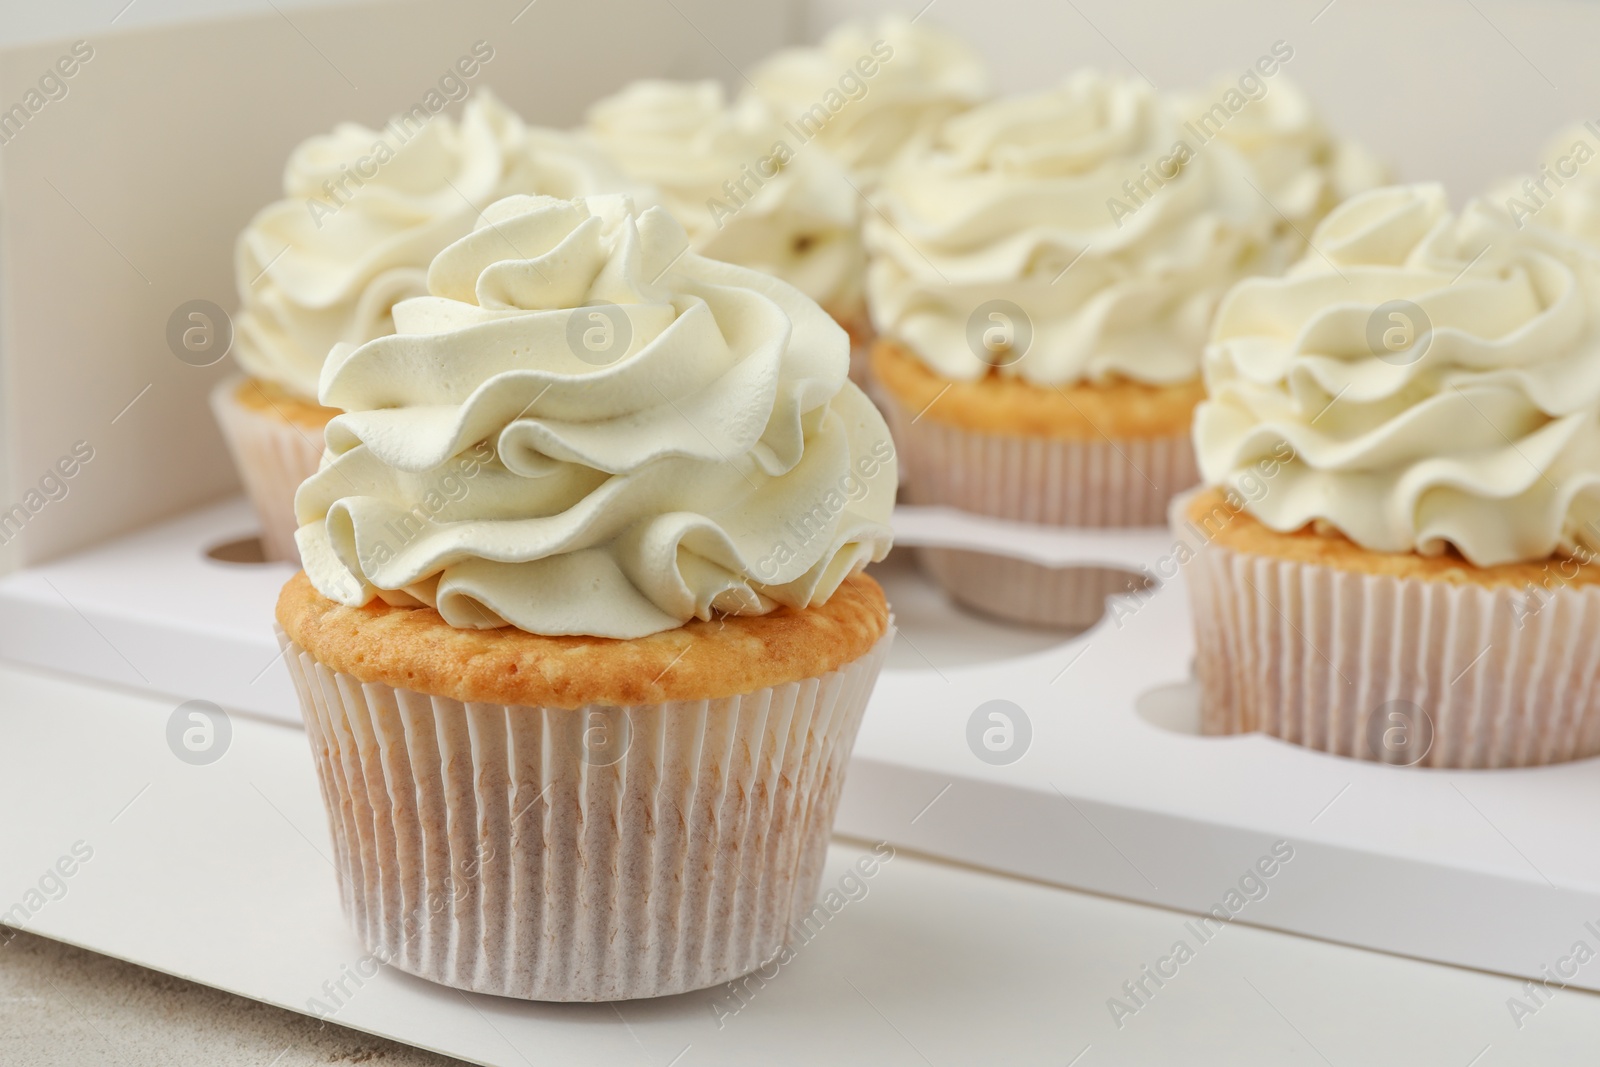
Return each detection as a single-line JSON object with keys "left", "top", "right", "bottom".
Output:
{"left": 871, "top": 338, "right": 1203, "bottom": 441}
{"left": 276, "top": 569, "right": 890, "bottom": 708}
{"left": 1186, "top": 487, "right": 1600, "bottom": 589}
{"left": 236, "top": 376, "right": 339, "bottom": 431}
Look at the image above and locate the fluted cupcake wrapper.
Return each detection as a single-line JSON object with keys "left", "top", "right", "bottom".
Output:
{"left": 882, "top": 397, "right": 1199, "bottom": 526}
{"left": 881, "top": 391, "right": 1198, "bottom": 627}
{"left": 278, "top": 628, "right": 891, "bottom": 1002}
{"left": 1187, "top": 540, "right": 1600, "bottom": 769}
{"left": 210, "top": 378, "right": 325, "bottom": 564}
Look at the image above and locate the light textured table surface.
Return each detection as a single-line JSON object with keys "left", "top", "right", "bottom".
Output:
{"left": 0, "top": 926, "right": 464, "bottom": 1067}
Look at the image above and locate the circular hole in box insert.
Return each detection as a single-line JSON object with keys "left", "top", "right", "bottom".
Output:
{"left": 205, "top": 535, "right": 267, "bottom": 565}
{"left": 1133, "top": 681, "right": 1453, "bottom": 767}
{"left": 866, "top": 550, "right": 1080, "bottom": 671}
{"left": 1134, "top": 679, "right": 1203, "bottom": 735}
{"left": 915, "top": 546, "right": 1153, "bottom": 633}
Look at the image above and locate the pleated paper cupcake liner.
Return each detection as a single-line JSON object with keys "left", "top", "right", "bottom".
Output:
{"left": 849, "top": 338, "right": 874, "bottom": 394}
{"left": 1188, "top": 541, "right": 1600, "bottom": 769}
{"left": 881, "top": 390, "right": 1198, "bottom": 626}
{"left": 279, "top": 629, "right": 892, "bottom": 1002}
{"left": 210, "top": 378, "right": 325, "bottom": 564}
{"left": 882, "top": 394, "right": 1199, "bottom": 526}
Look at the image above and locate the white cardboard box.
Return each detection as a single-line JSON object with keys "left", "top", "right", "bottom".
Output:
{"left": 16, "top": 662, "right": 1597, "bottom": 1067}
{"left": 5, "top": 0, "right": 1600, "bottom": 1042}
{"left": 5, "top": 500, "right": 1598, "bottom": 998}
{"left": 0, "top": 0, "right": 791, "bottom": 572}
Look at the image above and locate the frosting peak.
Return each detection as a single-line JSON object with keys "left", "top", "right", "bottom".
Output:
{"left": 295, "top": 194, "right": 895, "bottom": 638}
{"left": 234, "top": 90, "right": 642, "bottom": 400}
{"left": 1490, "top": 121, "right": 1600, "bottom": 248}
{"left": 1198, "top": 182, "right": 1600, "bottom": 566}
{"left": 582, "top": 79, "right": 865, "bottom": 318}
{"left": 1170, "top": 76, "right": 1386, "bottom": 247}
{"left": 750, "top": 16, "right": 990, "bottom": 181}
{"left": 863, "top": 70, "right": 1281, "bottom": 386}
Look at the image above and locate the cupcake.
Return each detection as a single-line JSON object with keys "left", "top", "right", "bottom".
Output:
{"left": 277, "top": 194, "right": 897, "bottom": 1000}
{"left": 1189, "top": 183, "right": 1600, "bottom": 768}
{"left": 864, "top": 70, "right": 1284, "bottom": 627}
{"left": 582, "top": 80, "right": 872, "bottom": 381}
{"left": 1169, "top": 74, "right": 1386, "bottom": 263}
{"left": 749, "top": 14, "right": 990, "bottom": 187}
{"left": 218, "top": 90, "right": 641, "bottom": 561}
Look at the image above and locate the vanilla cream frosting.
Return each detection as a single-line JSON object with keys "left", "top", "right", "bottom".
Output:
{"left": 1197, "top": 183, "right": 1600, "bottom": 566}
{"left": 864, "top": 70, "right": 1280, "bottom": 386}
{"left": 583, "top": 79, "right": 865, "bottom": 319}
{"left": 1491, "top": 121, "right": 1600, "bottom": 246}
{"left": 294, "top": 194, "right": 896, "bottom": 639}
{"left": 235, "top": 90, "right": 642, "bottom": 401}
{"left": 1169, "top": 76, "right": 1385, "bottom": 251}
{"left": 751, "top": 15, "right": 990, "bottom": 182}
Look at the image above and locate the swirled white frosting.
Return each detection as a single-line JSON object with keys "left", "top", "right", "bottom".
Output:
{"left": 864, "top": 70, "right": 1280, "bottom": 385}
{"left": 1169, "top": 75, "right": 1386, "bottom": 251}
{"left": 293, "top": 194, "right": 896, "bottom": 638}
{"left": 751, "top": 15, "right": 990, "bottom": 182}
{"left": 235, "top": 90, "right": 642, "bottom": 400}
{"left": 583, "top": 79, "right": 865, "bottom": 318}
{"left": 1197, "top": 183, "right": 1600, "bottom": 566}
{"left": 1490, "top": 121, "right": 1600, "bottom": 247}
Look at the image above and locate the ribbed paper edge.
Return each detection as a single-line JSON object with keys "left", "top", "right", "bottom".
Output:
{"left": 278, "top": 627, "right": 892, "bottom": 1002}
{"left": 850, "top": 338, "right": 875, "bottom": 394}
{"left": 210, "top": 378, "right": 325, "bottom": 564}
{"left": 1188, "top": 540, "right": 1600, "bottom": 768}
{"left": 881, "top": 390, "right": 1199, "bottom": 526}
{"left": 880, "top": 387, "right": 1197, "bottom": 626}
